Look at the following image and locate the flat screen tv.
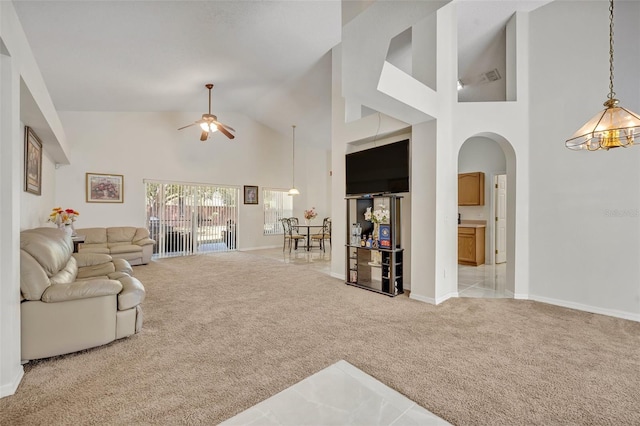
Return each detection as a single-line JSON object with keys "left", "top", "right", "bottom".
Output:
{"left": 345, "top": 139, "right": 409, "bottom": 196}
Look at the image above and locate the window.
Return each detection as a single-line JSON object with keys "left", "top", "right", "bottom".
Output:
{"left": 263, "top": 188, "right": 293, "bottom": 235}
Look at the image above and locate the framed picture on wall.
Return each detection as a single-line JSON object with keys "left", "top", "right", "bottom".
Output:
{"left": 244, "top": 185, "right": 258, "bottom": 205}
{"left": 24, "top": 126, "right": 43, "bottom": 195}
{"left": 86, "top": 173, "right": 124, "bottom": 203}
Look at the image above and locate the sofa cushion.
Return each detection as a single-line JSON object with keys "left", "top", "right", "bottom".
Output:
{"left": 109, "top": 244, "right": 143, "bottom": 255}
{"left": 79, "top": 245, "right": 110, "bottom": 255}
{"left": 21, "top": 228, "right": 73, "bottom": 277}
{"left": 20, "top": 251, "right": 51, "bottom": 301}
{"left": 41, "top": 279, "right": 122, "bottom": 303}
{"left": 107, "top": 227, "right": 137, "bottom": 243}
{"left": 73, "top": 253, "right": 113, "bottom": 267}
{"left": 49, "top": 256, "right": 78, "bottom": 285}
{"left": 76, "top": 262, "right": 116, "bottom": 279}
{"left": 81, "top": 228, "right": 108, "bottom": 244}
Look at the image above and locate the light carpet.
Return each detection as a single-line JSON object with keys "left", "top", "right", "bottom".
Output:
{"left": 1, "top": 251, "right": 639, "bottom": 425}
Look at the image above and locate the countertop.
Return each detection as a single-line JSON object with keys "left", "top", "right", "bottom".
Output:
{"left": 458, "top": 220, "right": 486, "bottom": 228}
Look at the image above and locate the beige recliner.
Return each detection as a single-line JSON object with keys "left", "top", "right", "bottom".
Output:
{"left": 20, "top": 227, "right": 145, "bottom": 361}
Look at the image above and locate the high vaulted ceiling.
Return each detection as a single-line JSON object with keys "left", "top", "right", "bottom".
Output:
{"left": 12, "top": 0, "right": 553, "bottom": 147}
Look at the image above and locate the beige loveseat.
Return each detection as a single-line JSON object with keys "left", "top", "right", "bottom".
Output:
{"left": 75, "top": 227, "right": 155, "bottom": 265}
{"left": 20, "top": 227, "right": 145, "bottom": 361}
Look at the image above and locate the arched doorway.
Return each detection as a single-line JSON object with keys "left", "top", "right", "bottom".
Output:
{"left": 457, "top": 133, "right": 516, "bottom": 298}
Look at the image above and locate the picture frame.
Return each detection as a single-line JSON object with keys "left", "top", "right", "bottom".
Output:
{"left": 244, "top": 185, "right": 258, "bottom": 205}
{"left": 86, "top": 173, "right": 124, "bottom": 203}
{"left": 24, "top": 126, "right": 43, "bottom": 195}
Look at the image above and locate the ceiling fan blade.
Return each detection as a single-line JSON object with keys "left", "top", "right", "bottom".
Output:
{"left": 214, "top": 121, "right": 236, "bottom": 133}
{"left": 178, "top": 122, "right": 198, "bottom": 131}
{"left": 217, "top": 124, "right": 235, "bottom": 139}
{"left": 200, "top": 130, "right": 209, "bottom": 141}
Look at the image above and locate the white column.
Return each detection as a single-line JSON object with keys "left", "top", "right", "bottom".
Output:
{"left": 408, "top": 121, "right": 437, "bottom": 302}
{"left": 0, "top": 51, "right": 24, "bottom": 397}
{"left": 330, "top": 45, "right": 347, "bottom": 280}
{"left": 433, "top": 3, "right": 459, "bottom": 303}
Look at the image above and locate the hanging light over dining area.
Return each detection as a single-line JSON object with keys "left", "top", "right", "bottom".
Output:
{"left": 565, "top": 0, "right": 640, "bottom": 151}
{"left": 288, "top": 125, "right": 300, "bottom": 196}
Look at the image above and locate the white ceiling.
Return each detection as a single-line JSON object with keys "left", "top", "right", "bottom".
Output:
{"left": 12, "top": 0, "right": 553, "bottom": 145}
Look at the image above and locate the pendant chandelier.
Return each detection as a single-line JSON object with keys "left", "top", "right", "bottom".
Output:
{"left": 565, "top": 0, "right": 640, "bottom": 151}
{"left": 288, "top": 125, "right": 300, "bottom": 196}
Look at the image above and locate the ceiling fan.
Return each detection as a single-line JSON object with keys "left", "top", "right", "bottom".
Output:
{"left": 178, "top": 83, "right": 235, "bottom": 141}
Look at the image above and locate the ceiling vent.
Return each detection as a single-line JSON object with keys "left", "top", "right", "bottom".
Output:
{"left": 481, "top": 68, "right": 501, "bottom": 83}
{"left": 458, "top": 68, "right": 502, "bottom": 88}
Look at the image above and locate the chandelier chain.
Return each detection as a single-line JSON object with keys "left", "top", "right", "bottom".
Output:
{"left": 291, "top": 125, "right": 296, "bottom": 187}
{"left": 608, "top": 0, "right": 615, "bottom": 100}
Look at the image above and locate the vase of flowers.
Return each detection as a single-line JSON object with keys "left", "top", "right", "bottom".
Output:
{"left": 304, "top": 207, "right": 317, "bottom": 225}
{"left": 48, "top": 207, "right": 80, "bottom": 236}
{"left": 364, "top": 204, "right": 389, "bottom": 241}
{"left": 364, "top": 204, "right": 389, "bottom": 265}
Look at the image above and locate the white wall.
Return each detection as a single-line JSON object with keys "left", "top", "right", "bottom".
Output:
{"left": 1, "top": 1, "right": 70, "bottom": 398}
{"left": 528, "top": 1, "right": 640, "bottom": 320}
{"left": 458, "top": 136, "right": 506, "bottom": 264}
{"left": 55, "top": 111, "right": 328, "bottom": 250}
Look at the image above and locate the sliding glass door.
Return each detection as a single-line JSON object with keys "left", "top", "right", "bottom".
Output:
{"left": 145, "top": 180, "right": 239, "bottom": 258}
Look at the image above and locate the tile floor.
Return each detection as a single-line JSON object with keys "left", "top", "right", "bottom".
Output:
{"left": 220, "top": 360, "right": 450, "bottom": 426}
{"left": 249, "top": 246, "right": 510, "bottom": 299}
{"left": 248, "top": 245, "right": 332, "bottom": 276}
{"left": 457, "top": 262, "right": 510, "bottom": 298}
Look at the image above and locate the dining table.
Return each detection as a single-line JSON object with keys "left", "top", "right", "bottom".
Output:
{"left": 294, "top": 224, "right": 324, "bottom": 251}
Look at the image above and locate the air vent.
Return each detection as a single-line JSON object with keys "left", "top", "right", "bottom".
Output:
{"left": 484, "top": 69, "right": 501, "bottom": 82}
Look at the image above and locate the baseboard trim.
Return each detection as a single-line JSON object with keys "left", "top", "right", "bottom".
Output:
{"left": 241, "top": 245, "right": 281, "bottom": 251}
{"left": 410, "top": 291, "right": 457, "bottom": 305}
{"left": 409, "top": 293, "right": 435, "bottom": 304}
{"left": 0, "top": 365, "right": 23, "bottom": 398}
{"left": 437, "top": 292, "right": 457, "bottom": 304}
{"left": 530, "top": 295, "right": 640, "bottom": 322}
{"left": 331, "top": 272, "right": 345, "bottom": 281}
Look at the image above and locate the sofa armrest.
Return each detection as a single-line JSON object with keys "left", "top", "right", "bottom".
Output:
{"left": 112, "top": 258, "right": 134, "bottom": 276}
{"left": 133, "top": 237, "right": 155, "bottom": 247}
{"left": 73, "top": 252, "right": 113, "bottom": 267}
{"left": 116, "top": 275, "right": 146, "bottom": 310}
{"left": 41, "top": 279, "right": 122, "bottom": 303}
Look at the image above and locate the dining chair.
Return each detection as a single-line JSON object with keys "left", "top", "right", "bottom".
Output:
{"left": 311, "top": 217, "right": 331, "bottom": 252}
{"left": 288, "top": 217, "right": 302, "bottom": 237}
{"left": 280, "top": 218, "right": 305, "bottom": 252}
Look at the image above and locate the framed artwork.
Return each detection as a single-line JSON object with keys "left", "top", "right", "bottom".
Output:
{"left": 86, "top": 173, "right": 124, "bottom": 203}
{"left": 24, "top": 126, "right": 43, "bottom": 195}
{"left": 244, "top": 185, "right": 258, "bottom": 205}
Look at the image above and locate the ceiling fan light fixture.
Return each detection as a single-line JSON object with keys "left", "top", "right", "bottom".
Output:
{"left": 200, "top": 122, "right": 218, "bottom": 133}
{"left": 565, "top": 0, "right": 640, "bottom": 151}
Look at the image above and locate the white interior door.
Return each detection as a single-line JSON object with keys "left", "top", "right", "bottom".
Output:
{"left": 495, "top": 174, "right": 507, "bottom": 264}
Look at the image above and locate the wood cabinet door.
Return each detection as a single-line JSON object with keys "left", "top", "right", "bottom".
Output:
{"left": 458, "top": 172, "right": 485, "bottom": 206}
{"left": 458, "top": 232, "right": 477, "bottom": 264}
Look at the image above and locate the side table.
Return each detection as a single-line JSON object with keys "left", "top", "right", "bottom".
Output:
{"left": 71, "top": 235, "right": 85, "bottom": 253}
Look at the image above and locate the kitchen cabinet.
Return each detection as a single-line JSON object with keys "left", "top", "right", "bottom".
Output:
{"left": 458, "top": 172, "right": 485, "bottom": 206}
{"left": 458, "top": 226, "right": 485, "bottom": 266}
